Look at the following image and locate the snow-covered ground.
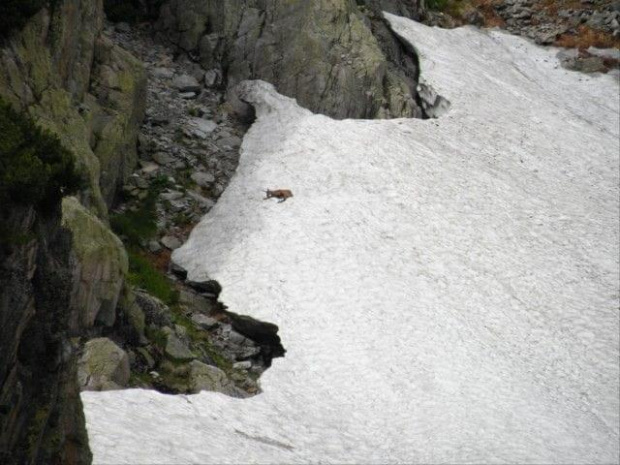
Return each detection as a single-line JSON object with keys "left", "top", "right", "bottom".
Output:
{"left": 82, "top": 15, "right": 620, "bottom": 464}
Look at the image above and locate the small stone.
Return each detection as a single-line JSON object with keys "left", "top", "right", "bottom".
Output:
{"left": 217, "top": 135, "right": 242, "bottom": 149}
{"left": 188, "top": 118, "right": 217, "bottom": 139}
{"left": 191, "top": 171, "right": 216, "bottom": 187}
{"left": 186, "top": 279, "right": 222, "bottom": 297}
{"left": 187, "top": 191, "right": 215, "bottom": 209}
{"left": 136, "top": 347, "right": 155, "bottom": 369}
{"left": 160, "top": 190, "right": 184, "bottom": 201}
{"left": 165, "top": 333, "right": 195, "bottom": 361}
{"left": 233, "top": 361, "right": 252, "bottom": 370}
{"left": 188, "top": 360, "right": 234, "bottom": 394}
{"left": 204, "top": 69, "right": 222, "bottom": 87}
{"left": 228, "top": 330, "right": 247, "bottom": 345}
{"left": 180, "top": 92, "right": 198, "bottom": 100}
{"left": 168, "top": 199, "right": 186, "bottom": 213}
{"left": 152, "top": 151, "right": 176, "bottom": 165}
{"left": 191, "top": 314, "right": 219, "bottom": 330}
{"left": 161, "top": 235, "right": 183, "bottom": 250}
{"left": 134, "top": 177, "right": 149, "bottom": 189}
{"left": 172, "top": 74, "right": 201, "bottom": 93}
{"left": 151, "top": 67, "right": 174, "bottom": 79}
{"left": 140, "top": 161, "right": 160, "bottom": 175}
{"left": 587, "top": 46, "right": 620, "bottom": 60}
{"left": 148, "top": 240, "right": 162, "bottom": 253}
{"left": 169, "top": 262, "right": 188, "bottom": 280}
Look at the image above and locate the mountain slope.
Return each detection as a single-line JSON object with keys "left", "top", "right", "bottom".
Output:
{"left": 83, "top": 16, "right": 619, "bottom": 464}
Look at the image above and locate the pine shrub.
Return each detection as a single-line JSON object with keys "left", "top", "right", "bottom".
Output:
{"left": 0, "top": 99, "right": 82, "bottom": 209}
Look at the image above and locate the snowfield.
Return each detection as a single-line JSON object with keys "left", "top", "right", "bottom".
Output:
{"left": 82, "top": 15, "right": 620, "bottom": 464}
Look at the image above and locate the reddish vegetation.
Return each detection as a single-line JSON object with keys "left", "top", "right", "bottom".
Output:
{"left": 150, "top": 249, "right": 172, "bottom": 273}
{"left": 454, "top": 0, "right": 619, "bottom": 50}
{"left": 470, "top": 0, "right": 506, "bottom": 27}
{"left": 555, "top": 25, "right": 619, "bottom": 50}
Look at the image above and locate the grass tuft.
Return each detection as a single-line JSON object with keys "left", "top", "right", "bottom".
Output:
{"left": 126, "top": 250, "right": 179, "bottom": 305}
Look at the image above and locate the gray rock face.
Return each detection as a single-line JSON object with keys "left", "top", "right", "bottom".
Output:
{"left": 156, "top": 0, "right": 424, "bottom": 119}
{"left": 0, "top": 201, "right": 93, "bottom": 465}
{"left": 78, "top": 338, "right": 130, "bottom": 391}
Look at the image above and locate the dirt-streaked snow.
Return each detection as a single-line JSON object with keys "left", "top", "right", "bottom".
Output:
{"left": 82, "top": 16, "right": 619, "bottom": 464}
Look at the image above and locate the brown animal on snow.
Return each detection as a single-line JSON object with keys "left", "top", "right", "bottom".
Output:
{"left": 264, "top": 189, "right": 293, "bottom": 203}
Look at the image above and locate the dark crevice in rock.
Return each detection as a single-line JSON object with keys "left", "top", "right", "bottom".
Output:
{"left": 0, "top": 203, "right": 92, "bottom": 465}
{"left": 224, "top": 312, "right": 285, "bottom": 368}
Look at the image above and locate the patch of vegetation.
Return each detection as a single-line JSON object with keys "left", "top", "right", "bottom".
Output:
{"left": 169, "top": 309, "right": 232, "bottom": 371}
{"left": 26, "top": 405, "right": 50, "bottom": 457}
{"left": 128, "top": 370, "right": 152, "bottom": 387}
{"left": 110, "top": 175, "right": 168, "bottom": 247}
{"left": 126, "top": 250, "right": 180, "bottom": 305}
{"left": 146, "top": 326, "right": 168, "bottom": 350}
{"left": 0, "top": 99, "right": 82, "bottom": 209}
{"left": 0, "top": 0, "right": 48, "bottom": 39}
{"left": 555, "top": 24, "right": 619, "bottom": 50}
{"left": 426, "top": 0, "right": 449, "bottom": 11}
{"left": 172, "top": 211, "right": 194, "bottom": 227}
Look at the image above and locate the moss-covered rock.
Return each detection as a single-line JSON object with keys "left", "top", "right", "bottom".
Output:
{"left": 77, "top": 337, "right": 130, "bottom": 390}
{"left": 91, "top": 35, "right": 147, "bottom": 206}
{"left": 62, "top": 196, "right": 128, "bottom": 329}
{"left": 0, "top": 0, "right": 146, "bottom": 213}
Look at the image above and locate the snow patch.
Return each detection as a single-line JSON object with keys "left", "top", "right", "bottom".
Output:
{"left": 83, "top": 17, "right": 619, "bottom": 465}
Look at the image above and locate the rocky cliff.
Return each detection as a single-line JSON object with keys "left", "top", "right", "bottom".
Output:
{"left": 156, "top": 0, "right": 425, "bottom": 119}
{"left": 0, "top": 0, "right": 424, "bottom": 463}
{"left": 0, "top": 1, "right": 145, "bottom": 463}
{"left": 0, "top": 201, "right": 92, "bottom": 465}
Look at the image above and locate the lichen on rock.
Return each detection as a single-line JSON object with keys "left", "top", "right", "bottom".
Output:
{"left": 62, "top": 196, "right": 128, "bottom": 329}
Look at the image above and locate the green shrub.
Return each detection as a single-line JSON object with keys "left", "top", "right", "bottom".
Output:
{"left": 126, "top": 250, "right": 179, "bottom": 305}
{"left": 0, "top": 99, "right": 81, "bottom": 209}
{"left": 0, "top": 0, "right": 48, "bottom": 39}
{"left": 427, "top": 0, "right": 449, "bottom": 11}
{"left": 110, "top": 176, "right": 168, "bottom": 247}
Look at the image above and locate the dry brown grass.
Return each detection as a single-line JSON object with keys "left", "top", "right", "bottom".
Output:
{"left": 150, "top": 249, "right": 171, "bottom": 273}
{"left": 555, "top": 25, "right": 620, "bottom": 50}
{"left": 471, "top": 0, "right": 506, "bottom": 27}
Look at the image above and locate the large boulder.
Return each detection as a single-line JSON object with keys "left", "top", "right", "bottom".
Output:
{"left": 163, "top": 327, "right": 196, "bottom": 361}
{"left": 188, "top": 360, "right": 238, "bottom": 395}
{"left": 78, "top": 338, "right": 130, "bottom": 391}
{"left": 62, "top": 197, "right": 128, "bottom": 329}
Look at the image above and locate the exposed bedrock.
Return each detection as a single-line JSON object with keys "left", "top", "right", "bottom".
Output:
{"left": 0, "top": 0, "right": 147, "bottom": 212}
{"left": 0, "top": 203, "right": 92, "bottom": 465}
{"left": 0, "top": 0, "right": 146, "bottom": 463}
{"left": 156, "top": 0, "right": 426, "bottom": 119}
